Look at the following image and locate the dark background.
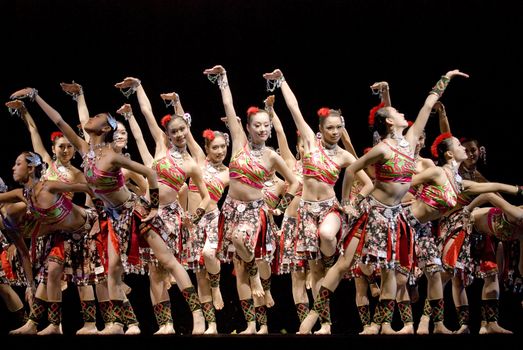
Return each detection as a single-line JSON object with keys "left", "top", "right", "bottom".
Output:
{"left": 1, "top": 0, "right": 522, "bottom": 335}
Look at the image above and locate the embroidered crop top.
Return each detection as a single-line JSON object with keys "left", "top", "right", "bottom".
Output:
{"left": 84, "top": 158, "right": 125, "bottom": 195}
{"left": 229, "top": 143, "right": 270, "bottom": 190}
{"left": 188, "top": 162, "right": 226, "bottom": 202}
{"left": 25, "top": 190, "right": 73, "bottom": 226}
{"left": 302, "top": 141, "right": 340, "bottom": 186}
{"left": 374, "top": 141, "right": 416, "bottom": 183}
{"left": 487, "top": 208, "right": 516, "bottom": 241}
{"left": 153, "top": 151, "right": 186, "bottom": 192}
{"left": 42, "top": 161, "right": 75, "bottom": 199}
{"left": 418, "top": 180, "right": 458, "bottom": 213}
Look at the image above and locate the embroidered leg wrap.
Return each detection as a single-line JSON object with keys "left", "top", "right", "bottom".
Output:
{"left": 12, "top": 307, "right": 28, "bottom": 327}
{"left": 456, "top": 305, "right": 470, "bottom": 326}
{"left": 398, "top": 300, "right": 413, "bottom": 324}
{"left": 372, "top": 303, "right": 383, "bottom": 325}
{"left": 99, "top": 300, "right": 115, "bottom": 324}
{"left": 201, "top": 301, "right": 216, "bottom": 323}
{"left": 240, "top": 298, "right": 255, "bottom": 322}
{"left": 357, "top": 304, "right": 371, "bottom": 326}
{"left": 312, "top": 286, "right": 332, "bottom": 325}
{"left": 429, "top": 299, "right": 444, "bottom": 322}
{"left": 123, "top": 299, "right": 139, "bottom": 326}
{"left": 295, "top": 303, "right": 309, "bottom": 323}
{"left": 255, "top": 305, "right": 268, "bottom": 326}
{"left": 483, "top": 299, "right": 499, "bottom": 322}
{"left": 80, "top": 300, "right": 97, "bottom": 323}
{"left": 423, "top": 298, "right": 432, "bottom": 317}
{"left": 208, "top": 272, "right": 221, "bottom": 288}
{"left": 261, "top": 277, "right": 271, "bottom": 291}
{"left": 321, "top": 254, "right": 337, "bottom": 269}
{"left": 244, "top": 258, "right": 258, "bottom": 277}
{"left": 47, "top": 301, "right": 62, "bottom": 326}
{"left": 111, "top": 300, "right": 125, "bottom": 326}
{"left": 182, "top": 286, "right": 202, "bottom": 312}
{"left": 153, "top": 300, "right": 173, "bottom": 326}
{"left": 28, "top": 297, "right": 48, "bottom": 324}
{"left": 380, "top": 299, "right": 395, "bottom": 324}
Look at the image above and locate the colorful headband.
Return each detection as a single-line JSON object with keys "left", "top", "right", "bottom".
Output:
{"left": 368, "top": 102, "right": 385, "bottom": 127}
{"left": 431, "top": 132, "right": 453, "bottom": 158}
{"left": 107, "top": 113, "right": 117, "bottom": 130}
{"left": 50, "top": 131, "right": 64, "bottom": 142}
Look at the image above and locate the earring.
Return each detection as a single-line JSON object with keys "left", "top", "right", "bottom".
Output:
{"left": 52, "top": 154, "right": 57, "bottom": 161}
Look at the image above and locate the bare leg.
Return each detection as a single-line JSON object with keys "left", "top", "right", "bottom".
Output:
{"left": 395, "top": 272, "right": 414, "bottom": 335}
{"left": 258, "top": 260, "right": 274, "bottom": 307}
{"left": 202, "top": 240, "right": 223, "bottom": 310}
{"left": 38, "top": 261, "right": 63, "bottom": 335}
{"left": 196, "top": 269, "right": 218, "bottom": 334}
{"left": 234, "top": 258, "right": 256, "bottom": 334}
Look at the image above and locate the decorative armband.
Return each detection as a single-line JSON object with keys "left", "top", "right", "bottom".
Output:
{"left": 277, "top": 192, "right": 295, "bottom": 211}
{"left": 429, "top": 75, "right": 450, "bottom": 98}
{"left": 149, "top": 188, "right": 160, "bottom": 208}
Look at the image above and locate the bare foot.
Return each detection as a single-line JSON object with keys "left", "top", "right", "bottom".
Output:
{"left": 204, "top": 322, "right": 218, "bottom": 335}
{"left": 256, "top": 325, "right": 269, "bottom": 334}
{"left": 239, "top": 321, "right": 256, "bottom": 334}
{"left": 264, "top": 290, "right": 275, "bottom": 308}
{"left": 479, "top": 321, "right": 488, "bottom": 335}
{"left": 250, "top": 274, "right": 265, "bottom": 298}
{"left": 154, "top": 323, "right": 175, "bottom": 335}
{"left": 314, "top": 323, "right": 331, "bottom": 335}
{"left": 99, "top": 323, "right": 124, "bottom": 335}
{"left": 359, "top": 323, "right": 380, "bottom": 335}
{"left": 211, "top": 287, "right": 224, "bottom": 310}
{"left": 125, "top": 324, "right": 141, "bottom": 335}
{"left": 299, "top": 310, "right": 319, "bottom": 334}
{"left": 416, "top": 315, "right": 430, "bottom": 335}
{"left": 486, "top": 322, "right": 513, "bottom": 334}
{"left": 192, "top": 310, "right": 206, "bottom": 334}
{"left": 433, "top": 321, "right": 453, "bottom": 334}
{"left": 9, "top": 320, "right": 38, "bottom": 335}
{"left": 37, "top": 324, "right": 62, "bottom": 335}
{"left": 380, "top": 323, "right": 397, "bottom": 335}
{"left": 454, "top": 325, "right": 470, "bottom": 334}
{"left": 396, "top": 323, "right": 414, "bottom": 335}
{"left": 76, "top": 322, "right": 99, "bottom": 335}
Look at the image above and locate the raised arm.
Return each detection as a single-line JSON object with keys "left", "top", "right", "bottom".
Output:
{"left": 433, "top": 101, "right": 451, "bottom": 134}
{"left": 161, "top": 92, "right": 206, "bottom": 164}
{"left": 462, "top": 180, "right": 521, "bottom": 197}
{"left": 265, "top": 95, "right": 295, "bottom": 168}
{"left": 116, "top": 103, "right": 154, "bottom": 167}
{"left": 115, "top": 77, "right": 166, "bottom": 155}
{"left": 342, "top": 144, "right": 386, "bottom": 201}
{"left": 406, "top": 69, "right": 469, "bottom": 145}
{"left": 263, "top": 69, "right": 316, "bottom": 144}
{"left": 5, "top": 100, "right": 52, "bottom": 164}
{"left": 341, "top": 127, "right": 358, "bottom": 158}
{"left": 370, "top": 81, "right": 391, "bottom": 107}
{"left": 203, "top": 65, "right": 244, "bottom": 153}
{"left": 60, "top": 82, "right": 90, "bottom": 142}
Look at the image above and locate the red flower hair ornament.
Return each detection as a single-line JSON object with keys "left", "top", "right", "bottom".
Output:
{"left": 368, "top": 102, "right": 385, "bottom": 127}
{"left": 430, "top": 132, "right": 453, "bottom": 158}
{"left": 246, "top": 106, "right": 259, "bottom": 117}
{"left": 317, "top": 107, "right": 330, "bottom": 118}
{"left": 50, "top": 131, "right": 64, "bottom": 142}
{"left": 161, "top": 114, "right": 172, "bottom": 128}
{"left": 202, "top": 129, "right": 215, "bottom": 141}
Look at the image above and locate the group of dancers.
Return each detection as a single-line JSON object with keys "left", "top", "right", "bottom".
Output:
{"left": 0, "top": 66, "right": 521, "bottom": 336}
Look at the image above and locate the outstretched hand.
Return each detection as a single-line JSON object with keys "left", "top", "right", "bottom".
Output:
{"left": 262, "top": 69, "right": 283, "bottom": 80}
{"left": 432, "top": 101, "right": 446, "bottom": 114}
{"left": 115, "top": 77, "right": 141, "bottom": 89}
{"left": 444, "top": 69, "right": 469, "bottom": 79}
{"left": 10, "top": 87, "right": 35, "bottom": 100}
{"left": 370, "top": 81, "right": 389, "bottom": 94}
{"left": 203, "top": 65, "right": 226, "bottom": 75}
{"left": 5, "top": 99, "right": 25, "bottom": 110}
{"left": 142, "top": 208, "right": 158, "bottom": 222}
{"left": 116, "top": 103, "right": 133, "bottom": 116}
{"left": 264, "top": 95, "right": 275, "bottom": 109}
{"left": 160, "top": 92, "right": 179, "bottom": 101}
{"left": 60, "top": 82, "right": 83, "bottom": 94}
